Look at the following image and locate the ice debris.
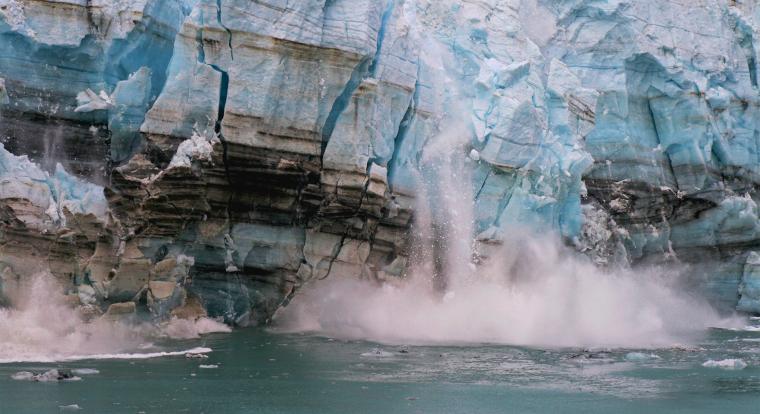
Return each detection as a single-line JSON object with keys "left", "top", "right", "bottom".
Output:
{"left": 74, "top": 89, "right": 114, "bottom": 112}
{"left": 624, "top": 352, "right": 660, "bottom": 362}
{"left": 702, "top": 359, "right": 748, "bottom": 370}
{"left": 168, "top": 132, "right": 219, "bottom": 169}
{"left": 11, "top": 369, "right": 81, "bottom": 382}
{"left": 71, "top": 368, "right": 100, "bottom": 375}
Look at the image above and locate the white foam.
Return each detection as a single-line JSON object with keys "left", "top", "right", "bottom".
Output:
{"left": 0, "top": 274, "right": 226, "bottom": 363}
{"left": 199, "top": 364, "right": 218, "bottom": 369}
{"left": 702, "top": 359, "right": 748, "bottom": 370}
{"left": 1, "top": 347, "right": 212, "bottom": 364}
{"left": 0, "top": 274, "right": 151, "bottom": 363}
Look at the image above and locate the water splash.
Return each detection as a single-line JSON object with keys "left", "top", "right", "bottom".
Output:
{"left": 274, "top": 235, "right": 732, "bottom": 348}
{"left": 274, "top": 109, "right": 736, "bottom": 349}
{"left": 0, "top": 273, "right": 225, "bottom": 363}
{"left": 0, "top": 274, "right": 146, "bottom": 362}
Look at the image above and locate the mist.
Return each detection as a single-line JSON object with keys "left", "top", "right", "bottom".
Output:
{"left": 272, "top": 115, "right": 735, "bottom": 349}
{"left": 0, "top": 274, "right": 227, "bottom": 363}
{"left": 273, "top": 234, "right": 732, "bottom": 348}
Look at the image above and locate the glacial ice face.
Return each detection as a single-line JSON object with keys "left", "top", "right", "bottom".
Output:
{"left": 2, "top": 0, "right": 760, "bottom": 324}
{"left": 0, "top": 144, "right": 107, "bottom": 229}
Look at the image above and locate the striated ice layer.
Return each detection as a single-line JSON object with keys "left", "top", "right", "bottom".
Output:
{"left": 2, "top": 0, "right": 760, "bottom": 326}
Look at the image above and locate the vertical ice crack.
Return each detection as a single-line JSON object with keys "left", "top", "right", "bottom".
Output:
{"left": 321, "top": 0, "right": 395, "bottom": 159}
{"left": 368, "top": 0, "right": 394, "bottom": 77}
{"left": 195, "top": 6, "right": 234, "bottom": 231}
{"left": 321, "top": 56, "right": 372, "bottom": 158}
{"left": 647, "top": 98, "right": 678, "bottom": 190}
{"left": 319, "top": 233, "right": 349, "bottom": 281}
{"left": 216, "top": 0, "right": 234, "bottom": 60}
{"left": 387, "top": 79, "right": 419, "bottom": 191}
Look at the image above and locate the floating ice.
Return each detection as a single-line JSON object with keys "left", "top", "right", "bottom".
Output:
{"left": 702, "top": 359, "right": 748, "bottom": 370}
{"left": 625, "top": 352, "right": 660, "bottom": 362}
{"left": 185, "top": 351, "right": 210, "bottom": 360}
{"left": 71, "top": 368, "right": 100, "bottom": 375}
{"left": 10, "top": 371, "right": 34, "bottom": 381}
{"left": 11, "top": 369, "right": 80, "bottom": 382}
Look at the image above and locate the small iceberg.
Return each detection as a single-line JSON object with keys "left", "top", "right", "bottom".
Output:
{"left": 199, "top": 364, "right": 219, "bottom": 369}
{"left": 59, "top": 404, "right": 82, "bottom": 411}
{"left": 625, "top": 352, "right": 660, "bottom": 361}
{"left": 71, "top": 368, "right": 99, "bottom": 375}
{"left": 11, "top": 369, "right": 81, "bottom": 382}
{"left": 702, "top": 359, "right": 748, "bottom": 370}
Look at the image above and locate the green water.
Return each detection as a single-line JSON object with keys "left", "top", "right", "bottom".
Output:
{"left": 1, "top": 328, "right": 760, "bottom": 413}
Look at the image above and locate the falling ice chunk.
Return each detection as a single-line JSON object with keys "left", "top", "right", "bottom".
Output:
{"left": 74, "top": 89, "right": 114, "bottom": 112}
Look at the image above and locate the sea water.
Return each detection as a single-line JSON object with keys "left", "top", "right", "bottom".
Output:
{"left": 2, "top": 325, "right": 760, "bottom": 414}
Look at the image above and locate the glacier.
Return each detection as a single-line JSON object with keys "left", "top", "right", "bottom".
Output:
{"left": 1, "top": 0, "right": 760, "bottom": 325}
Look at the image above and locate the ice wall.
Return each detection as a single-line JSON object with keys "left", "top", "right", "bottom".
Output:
{"left": 2, "top": 0, "right": 760, "bottom": 323}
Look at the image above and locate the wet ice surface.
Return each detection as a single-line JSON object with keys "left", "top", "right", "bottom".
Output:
{"left": 1, "top": 325, "right": 760, "bottom": 413}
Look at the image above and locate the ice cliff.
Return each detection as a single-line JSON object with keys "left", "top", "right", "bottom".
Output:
{"left": 2, "top": 0, "right": 760, "bottom": 324}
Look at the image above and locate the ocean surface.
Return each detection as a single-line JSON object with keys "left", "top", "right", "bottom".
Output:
{"left": 2, "top": 324, "right": 760, "bottom": 413}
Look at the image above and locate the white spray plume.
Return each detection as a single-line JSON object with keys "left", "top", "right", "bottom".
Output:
{"left": 0, "top": 273, "right": 228, "bottom": 363}
{"left": 274, "top": 233, "right": 731, "bottom": 348}
{"left": 0, "top": 273, "right": 147, "bottom": 362}
{"left": 274, "top": 116, "right": 733, "bottom": 348}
